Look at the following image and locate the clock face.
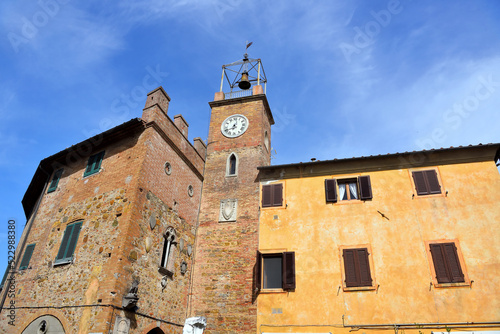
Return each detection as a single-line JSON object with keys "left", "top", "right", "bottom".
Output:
{"left": 221, "top": 114, "right": 249, "bottom": 138}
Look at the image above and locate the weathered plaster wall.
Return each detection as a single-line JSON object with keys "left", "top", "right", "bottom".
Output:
{"left": 258, "top": 160, "right": 500, "bottom": 333}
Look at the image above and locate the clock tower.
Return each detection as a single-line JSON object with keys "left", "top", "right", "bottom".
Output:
{"left": 189, "top": 55, "right": 274, "bottom": 333}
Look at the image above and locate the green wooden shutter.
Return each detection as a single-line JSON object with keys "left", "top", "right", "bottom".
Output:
{"left": 65, "top": 222, "right": 82, "bottom": 261}
{"left": 95, "top": 151, "right": 105, "bottom": 171}
{"left": 358, "top": 176, "right": 373, "bottom": 200}
{"left": 19, "top": 244, "right": 36, "bottom": 270}
{"left": 325, "top": 179, "right": 337, "bottom": 203}
{"left": 84, "top": 155, "right": 97, "bottom": 175}
{"left": 84, "top": 151, "right": 105, "bottom": 177}
{"left": 430, "top": 244, "right": 451, "bottom": 283}
{"left": 55, "top": 221, "right": 82, "bottom": 264}
{"left": 55, "top": 224, "right": 74, "bottom": 263}
{"left": 47, "top": 169, "right": 63, "bottom": 193}
{"left": 282, "top": 252, "right": 296, "bottom": 290}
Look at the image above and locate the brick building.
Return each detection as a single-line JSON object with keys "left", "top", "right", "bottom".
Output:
{"left": 0, "top": 87, "right": 208, "bottom": 333}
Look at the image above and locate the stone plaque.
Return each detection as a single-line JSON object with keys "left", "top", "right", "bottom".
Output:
{"left": 219, "top": 199, "right": 237, "bottom": 222}
{"left": 113, "top": 316, "right": 130, "bottom": 334}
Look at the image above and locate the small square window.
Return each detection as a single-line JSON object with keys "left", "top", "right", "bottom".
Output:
{"left": 261, "top": 183, "right": 283, "bottom": 208}
{"left": 47, "top": 169, "right": 63, "bottom": 193}
{"left": 412, "top": 169, "right": 441, "bottom": 196}
{"left": 84, "top": 151, "right": 105, "bottom": 177}
{"left": 338, "top": 179, "right": 359, "bottom": 201}
{"left": 325, "top": 176, "right": 372, "bottom": 203}
{"left": 255, "top": 251, "right": 295, "bottom": 292}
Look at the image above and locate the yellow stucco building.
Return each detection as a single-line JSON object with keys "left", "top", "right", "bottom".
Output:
{"left": 255, "top": 144, "right": 500, "bottom": 334}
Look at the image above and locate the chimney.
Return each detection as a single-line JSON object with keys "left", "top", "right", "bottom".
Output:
{"left": 193, "top": 137, "right": 207, "bottom": 158}
{"left": 252, "top": 85, "right": 264, "bottom": 95}
{"left": 144, "top": 86, "right": 170, "bottom": 114}
{"left": 174, "top": 114, "right": 189, "bottom": 138}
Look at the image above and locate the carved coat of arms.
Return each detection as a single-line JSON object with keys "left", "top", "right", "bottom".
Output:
{"left": 219, "top": 199, "right": 237, "bottom": 222}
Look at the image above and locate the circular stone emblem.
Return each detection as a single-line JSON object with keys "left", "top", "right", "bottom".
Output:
{"left": 164, "top": 162, "right": 172, "bottom": 175}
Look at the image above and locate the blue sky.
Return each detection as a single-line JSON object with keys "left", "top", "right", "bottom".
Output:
{"left": 0, "top": 0, "right": 499, "bottom": 273}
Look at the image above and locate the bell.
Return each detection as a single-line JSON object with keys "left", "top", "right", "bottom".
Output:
{"left": 238, "top": 71, "right": 251, "bottom": 90}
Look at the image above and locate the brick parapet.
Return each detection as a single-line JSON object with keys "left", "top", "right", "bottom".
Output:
{"left": 142, "top": 104, "right": 205, "bottom": 177}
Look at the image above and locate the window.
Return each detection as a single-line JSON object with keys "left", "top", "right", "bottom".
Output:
{"left": 262, "top": 183, "right": 283, "bottom": 207}
{"left": 264, "top": 131, "right": 269, "bottom": 152}
{"left": 412, "top": 169, "right": 441, "bottom": 195}
{"left": 47, "top": 169, "right": 63, "bottom": 193}
{"left": 54, "top": 221, "right": 82, "bottom": 265}
{"left": 226, "top": 153, "right": 238, "bottom": 176}
{"left": 84, "top": 151, "right": 105, "bottom": 177}
{"left": 325, "top": 176, "right": 372, "bottom": 203}
{"left": 341, "top": 247, "right": 374, "bottom": 289}
{"left": 159, "top": 227, "right": 176, "bottom": 276}
{"left": 255, "top": 251, "right": 295, "bottom": 291}
{"left": 429, "top": 242, "right": 465, "bottom": 284}
{"left": 19, "top": 243, "right": 36, "bottom": 270}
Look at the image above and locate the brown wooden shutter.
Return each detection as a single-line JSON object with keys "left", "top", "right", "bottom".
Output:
{"left": 412, "top": 171, "right": 428, "bottom": 195}
{"left": 282, "top": 252, "right": 296, "bottom": 290}
{"left": 430, "top": 244, "right": 450, "bottom": 283}
{"left": 343, "top": 249, "right": 358, "bottom": 287}
{"left": 255, "top": 251, "right": 263, "bottom": 292}
{"left": 443, "top": 243, "right": 464, "bottom": 283}
{"left": 425, "top": 170, "right": 441, "bottom": 194}
{"left": 262, "top": 185, "right": 272, "bottom": 207}
{"left": 357, "top": 249, "right": 373, "bottom": 286}
{"left": 272, "top": 184, "right": 283, "bottom": 207}
{"left": 358, "top": 176, "right": 372, "bottom": 200}
{"left": 325, "top": 179, "right": 337, "bottom": 203}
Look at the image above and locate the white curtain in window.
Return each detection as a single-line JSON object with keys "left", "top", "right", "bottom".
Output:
{"left": 349, "top": 182, "right": 358, "bottom": 199}
{"left": 339, "top": 183, "right": 346, "bottom": 200}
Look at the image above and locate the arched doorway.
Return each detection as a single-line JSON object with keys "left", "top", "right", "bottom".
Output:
{"left": 146, "top": 328, "right": 165, "bottom": 334}
{"left": 21, "top": 315, "right": 65, "bottom": 334}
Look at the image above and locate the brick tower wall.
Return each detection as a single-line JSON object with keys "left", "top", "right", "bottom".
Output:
{"left": 189, "top": 94, "right": 272, "bottom": 333}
